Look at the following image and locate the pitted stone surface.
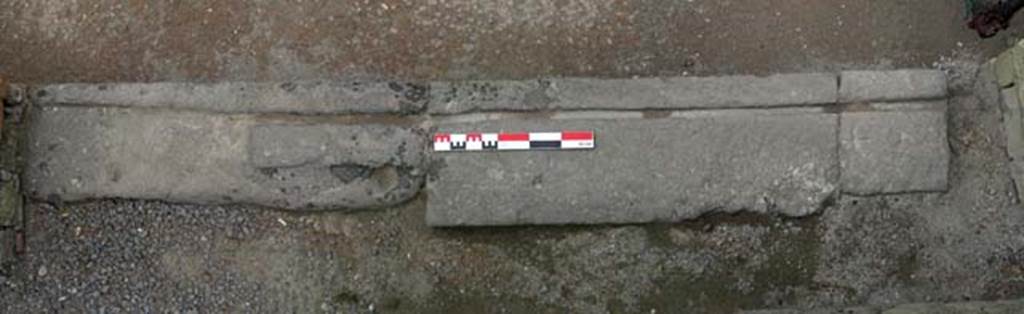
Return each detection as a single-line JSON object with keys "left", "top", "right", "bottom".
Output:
{"left": 247, "top": 123, "right": 425, "bottom": 210}
{"left": 427, "top": 110, "right": 839, "bottom": 226}
{"left": 839, "top": 70, "right": 948, "bottom": 103}
{"left": 249, "top": 124, "right": 423, "bottom": 168}
{"left": 32, "top": 81, "right": 429, "bottom": 114}
{"left": 24, "top": 106, "right": 425, "bottom": 210}
{"left": 428, "top": 73, "right": 838, "bottom": 114}
{"left": 839, "top": 101, "right": 949, "bottom": 195}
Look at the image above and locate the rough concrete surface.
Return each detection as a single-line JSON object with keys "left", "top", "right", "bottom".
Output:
{"left": 428, "top": 110, "right": 839, "bottom": 226}
{"left": 840, "top": 102, "right": 950, "bottom": 194}
{"left": 3, "top": 0, "right": 1024, "bottom": 313}
{"left": 839, "top": 70, "right": 950, "bottom": 103}
{"left": 33, "top": 81, "right": 429, "bottom": 114}
{"left": 429, "top": 73, "right": 838, "bottom": 114}
{"left": 23, "top": 107, "right": 425, "bottom": 211}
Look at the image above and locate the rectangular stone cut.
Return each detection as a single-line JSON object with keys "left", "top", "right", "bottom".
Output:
{"left": 839, "top": 70, "right": 948, "bottom": 103}
{"left": 839, "top": 101, "right": 949, "bottom": 194}
{"left": 428, "top": 73, "right": 838, "bottom": 114}
{"left": 427, "top": 110, "right": 839, "bottom": 226}
{"left": 32, "top": 81, "right": 427, "bottom": 114}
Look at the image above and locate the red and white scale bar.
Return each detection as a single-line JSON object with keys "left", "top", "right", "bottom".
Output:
{"left": 433, "top": 131, "right": 595, "bottom": 152}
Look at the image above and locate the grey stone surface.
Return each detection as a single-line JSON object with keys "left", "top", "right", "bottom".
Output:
{"left": 249, "top": 124, "right": 423, "bottom": 169}
{"left": 839, "top": 70, "right": 948, "bottom": 103}
{"left": 428, "top": 73, "right": 838, "bottom": 114}
{"left": 23, "top": 106, "right": 425, "bottom": 210}
{"left": 1000, "top": 86, "right": 1024, "bottom": 197}
{"left": 31, "top": 81, "right": 428, "bottom": 114}
{"left": 1001, "top": 87, "right": 1024, "bottom": 161}
{"left": 427, "top": 110, "right": 839, "bottom": 226}
{"left": 839, "top": 101, "right": 949, "bottom": 195}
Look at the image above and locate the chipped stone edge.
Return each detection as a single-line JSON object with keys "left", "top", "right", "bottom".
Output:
{"left": 29, "top": 81, "right": 430, "bottom": 115}
{"left": 426, "top": 73, "right": 840, "bottom": 115}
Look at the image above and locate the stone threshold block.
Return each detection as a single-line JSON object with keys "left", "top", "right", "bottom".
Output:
{"left": 839, "top": 101, "right": 949, "bottom": 195}
{"left": 24, "top": 106, "right": 425, "bottom": 211}
{"left": 839, "top": 70, "right": 948, "bottom": 103}
{"left": 428, "top": 73, "right": 838, "bottom": 114}
{"left": 427, "top": 109, "right": 840, "bottom": 226}
{"left": 31, "top": 81, "right": 429, "bottom": 114}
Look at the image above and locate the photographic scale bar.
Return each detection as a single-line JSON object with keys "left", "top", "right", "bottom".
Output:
{"left": 433, "top": 131, "right": 595, "bottom": 152}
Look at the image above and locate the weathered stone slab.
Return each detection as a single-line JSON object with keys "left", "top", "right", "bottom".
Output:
{"left": 999, "top": 82, "right": 1024, "bottom": 197}
{"left": 24, "top": 106, "right": 425, "bottom": 210}
{"left": 428, "top": 73, "right": 838, "bottom": 114}
{"left": 427, "top": 110, "right": 839, "bottom": 226}
{"left": 995, "top": 39, "right": 1024, "bottom": 88}
{"left": 31, "top": 81, "right": 428, "bottom": 114}
{"left": 839, "top": 70, "right": 948, "bottom": 103}
{"left": 839, "top": 101, "right": 949, "bottom": 195}
{"left": 1002, "top": 87, "right": 1024, "bottom": 162}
